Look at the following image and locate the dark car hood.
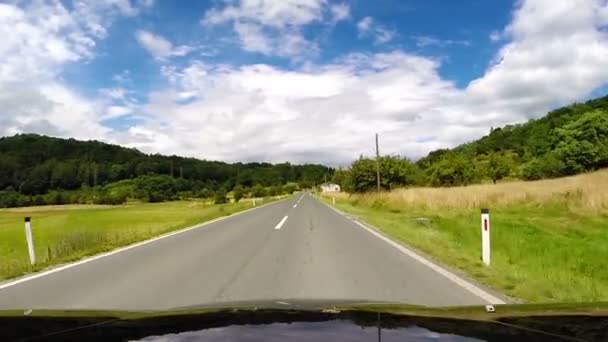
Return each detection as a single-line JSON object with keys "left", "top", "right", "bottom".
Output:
{"left": 1, "top": 301, "right": 607, "bottom": 341}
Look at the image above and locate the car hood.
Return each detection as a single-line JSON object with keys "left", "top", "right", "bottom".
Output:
{"left": 1, "top": 301, "right": 607, "bottom": 341}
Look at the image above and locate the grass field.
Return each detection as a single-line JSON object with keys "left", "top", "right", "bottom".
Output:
{"left": 0, "top": 198, "right": 278, "bottom": 281}
{"left": 321, "top": 169, "right": 608, "bottom": 303}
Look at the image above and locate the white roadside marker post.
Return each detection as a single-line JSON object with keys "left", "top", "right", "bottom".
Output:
{"left": 24, "top": 217, "right": 36, "bottom": 265}
{"left": 481, "top": 208, "right": 490, "bottom": 266}
{"left": 332, "top": 196, "right": 336, "bottom": 206}
{"left": 252, "top": 198, "right": 256, "bottom": 207}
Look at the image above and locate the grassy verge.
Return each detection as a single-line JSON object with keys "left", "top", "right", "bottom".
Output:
{"left": 0, "top": 197, "right": 279, "bottom": 281}
{"left": 320, "top": 170, "right": 608, "bottom": 303}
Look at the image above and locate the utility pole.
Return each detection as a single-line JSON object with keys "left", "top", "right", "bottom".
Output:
{"left": 376, "top": 133, "right": 381, "bottom": 192}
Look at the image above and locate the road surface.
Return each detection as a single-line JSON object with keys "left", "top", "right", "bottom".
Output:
{"left": 0, "top": 194, "right": 495, "bottom": 310}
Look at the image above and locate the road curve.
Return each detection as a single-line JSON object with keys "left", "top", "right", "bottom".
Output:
{"left": 0, "top": 193, "right": 491, "bottom": 310}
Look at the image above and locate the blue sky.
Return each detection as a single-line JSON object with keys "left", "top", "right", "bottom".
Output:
{"left": 1, "top": 0, "right": 608, "bottom": 165}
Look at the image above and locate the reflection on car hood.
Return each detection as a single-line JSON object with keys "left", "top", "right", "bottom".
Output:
{"left": 1, "top": 300, "right": 607, "bottom": 341}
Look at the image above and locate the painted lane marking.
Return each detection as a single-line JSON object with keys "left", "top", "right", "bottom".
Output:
{"left": 274, "top": 215, "right": 289, "bottom": 230}
{"left": 293, "top": 204, "right": 298, "bottom": 208}
{"left": 319, "top": 200, "right": 506, "bottom": 305}
{"left": 0, "top": 199, "right": 288, "bottom": 291}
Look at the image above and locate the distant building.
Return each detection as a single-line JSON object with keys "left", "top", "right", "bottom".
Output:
{"left": 320, "top": 183, "right": 341, "bottom": 193}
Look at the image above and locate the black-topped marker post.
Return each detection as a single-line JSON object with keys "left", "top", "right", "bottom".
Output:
{"left": 481, "top": 209, "right": 490, "bottom": 266}
{"left": 24, "top": 216, "right": 36, "bottom": 265}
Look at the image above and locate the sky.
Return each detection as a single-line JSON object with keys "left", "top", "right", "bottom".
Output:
{"left": 1, "top": 0, "right": 608, "bottom": 166}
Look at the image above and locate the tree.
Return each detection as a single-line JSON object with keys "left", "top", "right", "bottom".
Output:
{"left": 331, "top": 168, "right": 352, "bottom": 191}
{"left": 428, "top": 154, "right": 479, "bottom": 187}
{"left": 553, "top": 110, "right": 608, "bottom": 174}
{"left": 487, "top": 152, "right": 513, "bottom": 183}
{"left": 198, "top": 188, "right": 213, "bottom": 198}
{"left": 233, "top": 185, "right": 245, "bottom": 203}
{"left": 349, "top": 156, "right": 422, "bottom": 192}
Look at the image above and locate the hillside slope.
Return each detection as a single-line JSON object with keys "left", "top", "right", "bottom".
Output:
{"left": 417, "top": 94, "right": 608, "bottom": 184}
{"left": 0, "top": 134, "right": 331, "bottom": 195}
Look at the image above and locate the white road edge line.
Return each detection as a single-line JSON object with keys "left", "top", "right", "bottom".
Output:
{"left": 274, "top": 215, "right": 289, "bottom": 230}
{"left": 320, "top": 200, "right": 506, "bottom": 305}
{"left": 0, "top": 198, "right": 289, "bottom": 291}
{"left": 293, "top": 204, "right": 298, "bottom": 208}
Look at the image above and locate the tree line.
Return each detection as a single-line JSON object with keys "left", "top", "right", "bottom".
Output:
{"left": 333, "top": 94, "right": 608, "bottom": 192}
{"left": 0, "top": 134, "right": 331, "bottom": 207}
{"left": 1, "top": 93, "right": 607, "bottom": 204}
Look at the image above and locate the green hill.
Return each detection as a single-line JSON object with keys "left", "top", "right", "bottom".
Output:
{"left": 0, "top": 134, "right": 331, "bottom": 207}
{"left": 416, "top": 94, "right": 608, "bottom": 185}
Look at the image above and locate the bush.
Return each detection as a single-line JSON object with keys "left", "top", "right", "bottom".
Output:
{"left": 45, "top": 191, "right": 66, "bottom": 205}
{"left": 268, "top": 185, "right": 282, "bottom": 196}
{"left": 283, "top": 183, "right": 298, "bottom": 194}
{"left": 134, "top": 175, "right": 177, "bottom": 202}
{"left": 198, "top": 188, "right": 213, "bottom": 198}
{"left": 232, "top": 185, "right": 245, "bottom": 203}
{"left": 521, "top": 154, "right": 565, "bottom": 180}
{"left": 428, "top": 154, "right": 479, "bottom": 187}
{"left": 251, "top": 184, "right": 267, "bottom": 197}
{"left": 214, "top": 189, "right": 228, "bottom": 204}
{"left": 0, "top": 191, "right": 32, "bottom": 208}
{"left": 33, "top": 195, "right": 46, "bottom": 206}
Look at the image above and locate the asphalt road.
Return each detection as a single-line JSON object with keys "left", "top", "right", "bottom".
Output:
{"left": 0, "top": 193, "right": 493, "bottom": 310}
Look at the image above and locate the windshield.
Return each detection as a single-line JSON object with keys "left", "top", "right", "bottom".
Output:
{"left": 0, "top": 0, "right": 607, "bottom": 315}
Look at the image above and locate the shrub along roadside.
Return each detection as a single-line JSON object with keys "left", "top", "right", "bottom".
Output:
{"left": 0, "top": 176, "right": 301, "bottom": 209}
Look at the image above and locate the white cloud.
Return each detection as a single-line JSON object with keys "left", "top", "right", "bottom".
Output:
{"left": 356, "top": 16, "right": 373, "bottom": 34}
{"left": 134, "top": 30, "right": 195, "bottom": 60}
{"left": 202, "top": 0, "right": 332, "bottom": 58}
{"left": 489, "top": 30, "right": 502, "bottom": 42}
{"left": 100, "top": 87, "right": 127, "bottom": 100}
{"left": 112, "top": 70, "right": 131, "bottom": 83}
{"left": 138, "top": 0, "right": 156, "bottom": 8}
{"left": 466, "top": 0, "right": 608, "bottom": 119}
{"left": 357, "top": 16, "right": 396, "bottom": 44}
{"left": 375, "top": 27, "right": 397, "bottom": 44}
{"left": 122, "top": 0, "right": 608, "bottom": 165}
{"left": 330, "top": 3, "right": 350, "bottom": 22}
{"left": 202, "top": 0, "right": 325, "bottom": 28}
{"left": 105, "top": 105, "right": 133, "bottom": 119}
{"left": 4, "top": 0, "right": 608, "bottom": 167}
{"left": 233, "top": 22, "right": 273, "bottom": 54}
{"left": 414, "top": 36, "right": 471, "bottom": 48}
{"left": 0, "top": 0, "right": 144, "bottom": 140}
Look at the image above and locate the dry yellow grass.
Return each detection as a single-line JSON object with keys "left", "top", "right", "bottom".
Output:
{"left": 333, "top": 169, "right": 608, "bottom": 212}
{"left": 322, "top": 169, "right": 608, "bottom": 303}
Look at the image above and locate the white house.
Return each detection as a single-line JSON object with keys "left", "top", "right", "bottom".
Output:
{"left": 320, "top": 183, "right": 341, "bottom": 193}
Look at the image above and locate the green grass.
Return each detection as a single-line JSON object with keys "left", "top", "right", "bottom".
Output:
{"left": 321, "top": 195, "right": 608, "bottom": 304}
{"left": 0, "top": 198, "right": 275, "bottom": 281}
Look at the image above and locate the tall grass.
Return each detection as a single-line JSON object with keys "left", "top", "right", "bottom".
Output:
{"left": 336, "top": 169, "right": 608, "bottom": 212}
{"left": 323, "top": 169, "right": 608, "bottom": 303}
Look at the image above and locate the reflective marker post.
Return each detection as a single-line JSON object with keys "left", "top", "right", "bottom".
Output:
{"left": 332, "top": 197, "right": 336, "bottom": 206}
{"left": 252, "top": 198, "right": 256, "bottom": 207}
{"left": 481, "top": 208, "right": 490, "bottom": 266}
{"left": 24, "top": 217, "right": 36, "bottom": 265}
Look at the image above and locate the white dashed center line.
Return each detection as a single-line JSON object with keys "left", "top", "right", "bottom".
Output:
{"left": 274, "top": 215, "right": 289, "bottom": 230}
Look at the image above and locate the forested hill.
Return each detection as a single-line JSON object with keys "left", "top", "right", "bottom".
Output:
{"left": 0, "top": 134, "right": 331, "bottom": 198}
{"left": 415, "top": 94, "right": 608, "bottom": 185}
